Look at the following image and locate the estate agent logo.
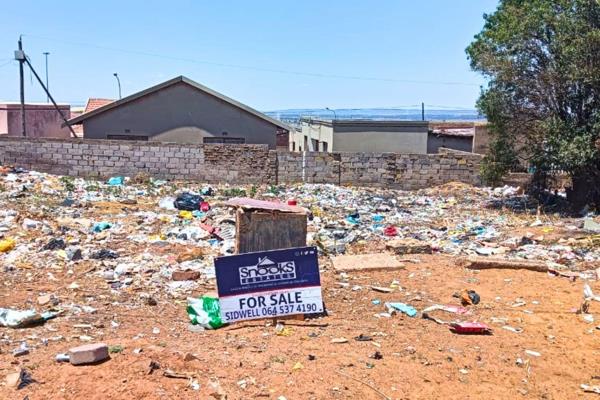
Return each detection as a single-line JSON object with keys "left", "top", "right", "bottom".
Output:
{"left": 239, "top": 257, "right": 297, "bottom": 285}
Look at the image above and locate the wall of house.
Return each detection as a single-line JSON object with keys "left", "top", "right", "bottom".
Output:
{"left": 427, "top": 132, "right": 473, "bottom": 154}
{"left": 0, "top": 104, "right": 72, "bottom": 138}
{"left": 0, "top": 137, "right": 482, "bottom": 189}
{"left": 332, "top": 124, "right": 428, "bottom": 154}
{"left": 82, "top": 82, "right": 281, "bottom": 149}
{"left": 293, "top": 122, "right": 333, "bottom": 152}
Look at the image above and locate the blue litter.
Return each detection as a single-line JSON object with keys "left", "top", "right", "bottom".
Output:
{"left": 92, "top": 222, "right": 112, "bottom": 233}
{"left": 192, "top": 210, "right": 206, "bottom": 219}
{"left": 372, "top": 299, "right": 381, "bottom": 305}
{"left": 372, "top": 215, "right": 384, "bottom": 222}
{"left": 107, "top": 176, "right": 124, "bottom": 186}
{"left": 384, "top": 302, "right": 417, "bottom": 317}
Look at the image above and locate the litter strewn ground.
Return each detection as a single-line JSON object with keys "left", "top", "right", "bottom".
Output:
{"left": 1, "top": 169, "right": 600, "bottom": 399}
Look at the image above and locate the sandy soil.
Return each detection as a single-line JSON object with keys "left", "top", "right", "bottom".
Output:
{"left": 2, "top": 252, "right": 599, "bottom": 400}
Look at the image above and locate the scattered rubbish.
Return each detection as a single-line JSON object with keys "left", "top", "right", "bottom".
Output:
{"left": 5, "top": 368, "right": 35, "bottom": 390}
{"left": 0, "top": 308, "right": 59, "bottom": 328}
{"left": 383, "top": 225, "right": 398, "bottom": 237}
{"left": 355, "top": 334, "right": 373, "bottom": 342}
{"left": 187, "top": 296, "right": 224, "bottom": 329}
{"left": 581, "top": 384, "right": 600, "bottom": 395}
{"left": 148, "top": 360, "right": 161, "bottom": 375}
{"left": 163, "top": 369, "right": 191, "bottom": 379}
{"left": 275, "top": 323, "right": 293, "bottom": 336}
{"left": 502, "top": 325, "right": 524, "bottom": 333}
{"left": 68, "top": 343, "right": 110, "bottom": 365}
{"left": 385, "top": 302, "right": 417, "bottom": 317}
{"left": 55, "top": 353, "right": 70, "bottom": 362}
{"left": 91, "top": 222, "right": 112, "bottom": 233}
{"left": 422, "top": 304, "right": 470, "bottom": 324}
{"left": 331, "top": 337, "right": 349, "bottom": 344}
{"left": 13, "top": 343, "right": 30, "bottom": 357}
{"left": 386, "top": 238, "right": 432, "bottom": 255}
{"left": 584, "top": 219, "right": 600, "bottom": 233}
{"left": 525, "top": 350, "right": 541, "bottom": 357}
{"left": 107, "top": 176, "right": 124, "bottom": 186}
{"left": 91, "top": 249, "right": 119, "bottom": 260}
{"left": 449, "top": 322, "right": 492, "bottom": 334}
{"left": 172, "top": 270, "right": 201, "bottom": 281}
{"left": 159, "top": 197, "right": 176, "bottom": 210}
{"left": 584, "top": 284, "right": 600, "bottom": 302}
{"left": 371, "top": 286, "right": 393, "bottom": 293}
{"left": 174, "top": 192, "right": 203, "bottom": 211}
{"left": 0, "top": 238, "right": 15, "bottom": 252}
{"left": 292, "top": 361, "right": 304, "bottom": 371}
{"left": 459, "top": 289, "right": 481, "bottom": 306}
{"left": 43, "top": 237, "right": 66, "bottom": 251}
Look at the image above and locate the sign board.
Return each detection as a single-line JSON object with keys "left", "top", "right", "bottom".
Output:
{"left": 215, "top": 246, "right": 323, "bottom": 323}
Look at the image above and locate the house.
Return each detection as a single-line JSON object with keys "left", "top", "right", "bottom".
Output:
{"left": 427, "top": 122, "right": 475, "bottom": 153}
{"left": 66, "top": 76, "right": 290, "bottom": 149}
{"left": 292, "top": 118, "right": 429, "bottom": 154}
{"left": 0, "top": 102, "right": 72, "bottom": 138}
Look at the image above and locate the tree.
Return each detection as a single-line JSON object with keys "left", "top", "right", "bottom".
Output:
{"left": 466, "top": 0, "right": 600, "bottom": 208}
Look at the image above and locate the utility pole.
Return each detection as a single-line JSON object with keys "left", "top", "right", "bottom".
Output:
{"left": 43, "top": 52, "right": 50, "bottom": 103}
{"left": 15, "top": 36, "right": 26, "bottom": 136}
{"left": 23, "top": 57, "right": 76, "bottom": 137}
{"left": 421, "top": 102, "right": 425, "bottom": 121}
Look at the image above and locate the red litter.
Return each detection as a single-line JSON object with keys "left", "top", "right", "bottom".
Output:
{"left": 200, "top": 202, "right": 211, "bottom": 212}
{"left": 384, "top": 225, "right": 398, "bottom": 236}
{"left": 287, "top": 198, "right": 297, "bottom": 206}
{"left": 449, "top": 322, "right": 492, "bottom": 334}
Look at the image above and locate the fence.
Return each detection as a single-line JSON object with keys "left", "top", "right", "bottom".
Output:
{"left": 0, "top": 137, "right": 483, "bottom": 190}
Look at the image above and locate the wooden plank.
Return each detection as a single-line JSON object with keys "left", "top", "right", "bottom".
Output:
{"left": 235, "top": 209, "right": 307, "bottom": 254}
{"left": 458, "top": 256, "right": 549, "bottom": 272}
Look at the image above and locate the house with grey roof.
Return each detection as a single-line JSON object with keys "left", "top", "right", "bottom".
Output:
{"left": 67, "top": 76, "right": 290, "bottom": 149}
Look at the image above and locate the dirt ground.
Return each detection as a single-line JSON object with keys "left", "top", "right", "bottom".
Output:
{"left": 2, "top": 251, "right": 600, "bottom": 399}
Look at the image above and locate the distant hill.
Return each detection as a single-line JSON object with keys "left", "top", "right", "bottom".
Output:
{"left": 264, "top": 108, "right": 484, "bottom": 124}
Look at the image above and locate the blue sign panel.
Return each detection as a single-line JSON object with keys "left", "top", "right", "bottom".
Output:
{"left": 215, "top": 246, "right": 323, "bottom": 323}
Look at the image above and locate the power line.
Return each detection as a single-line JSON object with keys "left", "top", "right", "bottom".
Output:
{"left": 23, "top": 33, "right": 480, "bottom": 87}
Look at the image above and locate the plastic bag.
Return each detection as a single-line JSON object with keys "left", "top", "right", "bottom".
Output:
{"left": 92, "top": 222, "right": 112, "bottom": 233}
{"left": 0, "top": 308, "right": 59, "bottom": 328}
{"left": 0, "top": 238, "right": 16, "bottom": 253}
{"left": 187, "top": 296, "right": 224, "bottom": 329}
{"left": 107, "top": 176, "right": 124, "bottom": 186}
{"left": 175, "top": 193, "right": 203, "bottom": 211}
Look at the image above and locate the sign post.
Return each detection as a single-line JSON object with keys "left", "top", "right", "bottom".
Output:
{"left": 215, "top": 246, "right": 323, "bottom": 324}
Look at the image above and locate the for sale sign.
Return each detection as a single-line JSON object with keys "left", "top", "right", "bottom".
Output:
{"left": 215, "top": 246, "right": 323, "bottom": 323}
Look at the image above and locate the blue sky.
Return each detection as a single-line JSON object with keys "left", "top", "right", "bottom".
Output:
{"left": 0, "top": 0, "right": 499, "bottom": 110}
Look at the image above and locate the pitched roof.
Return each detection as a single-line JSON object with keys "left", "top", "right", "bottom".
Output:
{"left": 67, "top": 76, "right": 290, "bottom": 131}
{"left": 84, "top": 98, "right": 114, "bottom": 113}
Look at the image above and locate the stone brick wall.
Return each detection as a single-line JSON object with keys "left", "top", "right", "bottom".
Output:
{"left": 276, "top": 151, "right": 482, "bottom": 190}
{"left": 0, "top": 137, "right": 482, "bottom": 189}
{"left": 0, "top": 137, "right": 274, "bottom": 184}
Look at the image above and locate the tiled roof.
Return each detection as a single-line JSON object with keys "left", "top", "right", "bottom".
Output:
{"left": 84, "top": 98, "right": 114, "bottom": 114}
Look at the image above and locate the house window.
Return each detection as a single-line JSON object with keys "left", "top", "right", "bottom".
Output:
{"left": 322, "top": 142, "right": 328, "bottom": 152}
{"left": 203, "top": 137, "right": 246, "bottom": 144}
{"left": 292, "top": 142, "right": 296, "bottom": 151}
{"left": 107, "top": 134, "right": 148, "bottom": 141}
{"left": 311, "top": 139, "right": 319, "bottom": 152}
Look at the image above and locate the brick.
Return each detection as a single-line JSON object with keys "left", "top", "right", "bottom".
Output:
{"left": 69, "top": 343, "right": 109, "bottom": 365}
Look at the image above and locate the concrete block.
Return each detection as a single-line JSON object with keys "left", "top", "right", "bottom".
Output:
{"left": 69, "top": 343, "right": 109, "bottom": 365}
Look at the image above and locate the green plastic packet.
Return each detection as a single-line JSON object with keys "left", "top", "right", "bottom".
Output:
{"left": 186, "top": 296, "right": 224, "bottom": 329}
